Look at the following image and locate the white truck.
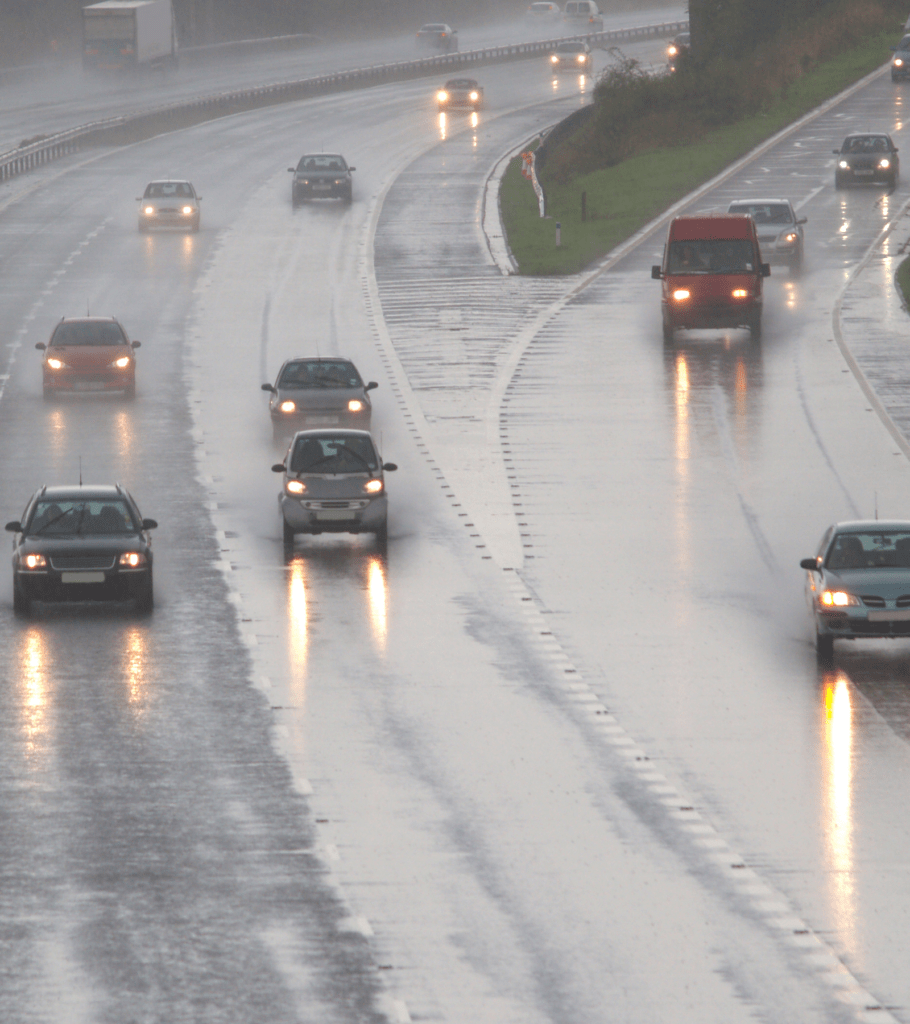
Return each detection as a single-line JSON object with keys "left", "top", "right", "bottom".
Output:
{"left": 82, "top": 0, "right": 178, "bottom": 73}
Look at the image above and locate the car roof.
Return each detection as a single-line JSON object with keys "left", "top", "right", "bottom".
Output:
{"left": 36, "top": 484, "right": 129, "bottom": 501}
{"left": 280, "top": 356, "right": 355, "bottom": 366}
{"left": 843, "top": 133, "right": 891, "bottom": 140}
{"left": 146, "top": 178, "right": 192, "bottom": 185}
{"left": 669, "top": 214, "right": 755, "bottom": 240}
{"left": 556, "top": 40, "right": 587, "bottom": 48}
{"left": 420, "top": 23, "right": 449, "bottom": 30}
{"left": 291, "top": 429, "right": 373, "bottom": 440}
{"left": 831, "top": 520, "right": 910, "bottom": 532}
{"left": 298, "top": 153, "right": 345, "bottom": 160}
{"left": 57, "top": 315, "right": 120, "bottom": 324}
{"left": 444, "top": 78, "right": 478, "bottom": 86}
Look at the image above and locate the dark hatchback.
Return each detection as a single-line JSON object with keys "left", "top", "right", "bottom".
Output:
{"left": 288, "top": 154, "right": 355, "bottom": 205}
{"left": 834, "top": 133, "right": 899, "bottom": 188}
{"left": 262, "top": 357, "right": 378, "bottom": 440}
{"left": 6, "top": 484, "right": 157, "bottom": 615}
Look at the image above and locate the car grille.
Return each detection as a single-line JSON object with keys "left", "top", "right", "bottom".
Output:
{"left": 861, "top": 595, "right": 886, "bottom": 607}
{"left": 896, "top": 595, "right": 910, "bottom": 606}
{"left": 50, "top": 555, "right": 117, "bottom": 571}
{"left": 850, "top": 620, "right": 910, "bottom": 635}
{"left": 304, "top": 500, "right": 368, "bottom": 510}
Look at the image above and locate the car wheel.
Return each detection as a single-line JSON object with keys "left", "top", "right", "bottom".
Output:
{"left": 815, "top": 631, "right": 834, "bottom": 663}
{"left": 374, "top": 519, "right": 388, "bottom": 549}
{"left": 283, "top": 518, "right": 296, "bottom": 548}
{"left": 834, "top": 172, "right": 845, "bottom": 190}
{"left": 749, "top": 314, "right": 762, "bottom": 341}
{"left": 135, "top": 576, "right": 154, "bottom": 614}
{"left": 662, "top": 314, "right": 674, "bottom": 345}
{"left": 13, "top": 583, "right": 31, "bottom": 617}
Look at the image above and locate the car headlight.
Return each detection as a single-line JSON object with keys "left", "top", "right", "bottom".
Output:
{"left": 279, "top": 400, "right": 296, "bottom": 413}
{"left": 182, "top": 205, "right": 194, "bottom": 215}
{"left": 577, "top": 54, "right": 586, "bottom": 63}
{"left": 437, "top": 90, "right": 448, "bottom": 102}
{"left": 118, "top": 552, "right": 146, "bottom": 567}
{"left": 348, "top": 399, "right": 364, "bottom": 412}
{"left": 668, "top": 45, "right": 678, "bottom": 56}
{"left": 364, "top": 479, "right": 384, "bottom": 494}
{"left": 22, "top": 553, "right": 47, "bottom": 569}
{"left": 731, "top": 288, "right": 749, "bottom": 298}
{"left": 46, "top": 357, "right": 65, "bottom": 370}
{"left": 879, "top": 158, "right": 891, "bottom": 169}
{"left": 144, "top": 205, "right": 155, "bottom": 215}
{"left": 334, "top": 179, "right": 344, "bottom": 185}
{"left": 286, "top": 480, "right": 306, "bottom": 495}
{"left": 111, "top": 356, "right": 132, "bottom": 369}
{"left": 298, "top": 178, "right": 309, "bottom": 185}
{"left": 550, "top": 54, "right": 559, "bottom": 63}
{"left": 820, "top": 590, "right": 860, "bottom": 607}
{"left": 469, "top": 91, "right": 479, "bottom": 101}
{"left": 895, "top": 58, "right": 904, "bottom": 66}
{"left": 672, "top": 288, "right": 690, "bottom": 301}
{"left": 838, "top": 160, "right": 849, "bottom": 169}
{"left": 781, "top": 231, "right": 798, "bottom": 243}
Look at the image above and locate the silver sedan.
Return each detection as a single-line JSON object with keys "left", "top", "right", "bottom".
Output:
{"left": 800, "top": 520, "right": 910, "bottom": 660}
{"left": 727, "top": 198, "right": 805, "bottom": 272}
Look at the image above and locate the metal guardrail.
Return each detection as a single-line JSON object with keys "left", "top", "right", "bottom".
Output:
{"left": 0, "top": 19, "right": 687, "bottom": 185}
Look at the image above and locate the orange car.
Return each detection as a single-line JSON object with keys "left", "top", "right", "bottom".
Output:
{"left": 36, "top": 317, "right": 140, "bottom": 398}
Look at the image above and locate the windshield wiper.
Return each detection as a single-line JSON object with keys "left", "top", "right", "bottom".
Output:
{"left": 33, "top": 507, "right": 79, "bottom": 535}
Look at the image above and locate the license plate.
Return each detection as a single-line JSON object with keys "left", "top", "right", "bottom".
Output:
{"left": 868, "top": 609, "right": 910, "bottom": 621}
{"left": 74, "top": 381, "right": 105, "bottom": 391}
{"left": 854, "top": 169, "right": 874, "bottom": 175}
{"left": 316, "top": 510, "right": 355, "bottom": 521}
{"left": 313, "top": 184, "right": 332, "bottom": 190}
{"left": 62, "top": 571, "right": 105, "bottom": 583}
{"left": 306, "top": 415, "right": 338, "bottom": 425}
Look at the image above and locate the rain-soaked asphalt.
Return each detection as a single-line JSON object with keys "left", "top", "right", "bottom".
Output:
{"left": 2, "top": 15, "right": 910, "bottom": 1024}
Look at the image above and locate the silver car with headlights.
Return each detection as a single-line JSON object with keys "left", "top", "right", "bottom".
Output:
{"left": 891, "top": 34, "right": 910, "bottom": 80}
{"left": 727, "top": 198, "right": 806, "bottom": 273}
{"left": 262, "top": 357, "right": 377, "bottom": 441}
{"left": 800, "top": 520, "right": 910, "bottom": 660}
{"left": 137, "top": 179, "right": 201, "bottom": 232}
{"left": 272, "top": 430, "right": 397, "bottom": 548}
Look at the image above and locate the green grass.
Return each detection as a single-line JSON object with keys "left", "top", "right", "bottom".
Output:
{"left": 503, "top": 28, "right": 899, "bottom": 275}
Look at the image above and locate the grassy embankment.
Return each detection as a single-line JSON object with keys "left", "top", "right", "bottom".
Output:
{"left": 897, "top": 257, "right": 910, "bottom": 310}
{"left": 502, "top": 23, "right": 904, "bottom": 275}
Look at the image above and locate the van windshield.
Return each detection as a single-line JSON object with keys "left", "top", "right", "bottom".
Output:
{"left": 667, "top": 239, "right": 755, "bottom": 274}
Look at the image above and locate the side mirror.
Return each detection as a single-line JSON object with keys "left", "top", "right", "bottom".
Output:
{"left": 382, "top": 462, "right": 398, "bottom": 472}
{"left": 800, "top": 558, "right": 820, "bottom": 571}
{"left": 365, "top": 381, "right": 378, "bottom": 391}
{"left": 35, "top": 342, "right": 46, "bottom": 351}
{"left": 287, "top": 167, "right": 295, "bottom": 173}
{"left": 196, "top": 196, "right": 203, "bottom": 201}
{"left": 651, "top": 265, "right": 662, "bottom": 280}
{"left": 141, "top": 518, "right": 158, "bottom": 530}
{"left": 832, "top": 149, "right": 841, "bottom": 155}
{"left": 894, "top": 148, "right": 899, "bottom": 153}
{"left": 348, "top": 166, "right": 356, "bottom": 172}
{"left": 5, "top": 521, "right": 21, "bottom": 533}
{"left": 796, "top": 216, "right": 807, "bottom": 224}
{"left": 261, "top": 383, "right": 276, "bottom": 393}
{"left": 271, "top": 463, "right": 286, "bottom": 473}
{"left": 761, "top": 263, "right": 771, "bottom": 277}
{"left": 135, "top": 197, "right": 143, "bottom": 201}
{"left": 131, "top": 340, "right": 141, "bottom": 349}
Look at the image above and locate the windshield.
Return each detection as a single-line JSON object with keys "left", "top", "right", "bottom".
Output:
{"left": 667, "top": 239, "right": 756, "bottom": 274}
{"left": 50, "top": 322, "right": 127, "bottom": 346}
{"left": 297, "top": 156, "right": 346, "bottom": 172}
{"left": 30, "top": 499, "right": 137, "bottom": 535}
{"left": 278, "top": 361, "right": 363, "bottom": 389}
{"left": 728, "top": 203, "right": 793, "bottom": 225}
{"left": 826, "top": 531, "right": 910, "bottom": 570}
{"left": 843, "top": 136, "right": 890, "bottom": 153}
{"left": 289, "top": 435, "right": 378, "bottom": 474}
{"left": 145, "top": 182, "right": 193, "bottom": 198}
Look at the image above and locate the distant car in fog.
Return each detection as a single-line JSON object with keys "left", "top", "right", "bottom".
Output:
{"left": 416, "top": 24, "right": 459, "bottom": 53}
{"left": 833, "top": 133, "right": 899, "bottom": 188}
{"left": 549, "top": 40, "right": 592, "bottom": 72}
{"left": 800, "top": 520, "right": 910, "bottom": 661}
{"left": 562, "top": 0, "right": 603, "bottom": 34}
{"left": 272, "top": 430, "right": 397, "bottom": 549}
{"left": 524, "top": 2, "right": 561, "bottom": 25}
{"left": 288, "top": 154, "right": 355, "bottom": 205}
{"left": 667, "top": 32, "right": 689, "bottom": 71}
{"left": 261, "top": 357, "right": 378, "bottom": 440}
{"left": 727, "top": 198, "right": 806, "bottom": 272}
{"left": 436, "top": 78, "right": 484, "bottom": 111}
{"left": 890, "top": 34, "right": 910, "bottom": 80}
{"left": 36, "top": 316, "right": 140, "bottom": 399}
{"left": 137, "top": 179, "right": 201, "bottom": 232}
{"left": 5, "top": 483, "right": 157, "bottom": 616}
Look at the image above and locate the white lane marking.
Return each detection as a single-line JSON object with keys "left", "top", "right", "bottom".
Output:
{"left": 796, "top": 184, "right": 825, "bottom": 209}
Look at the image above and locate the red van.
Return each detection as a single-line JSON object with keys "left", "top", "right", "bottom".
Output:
{"left": 651, "top": 214, "right": 770, "bottom": 342}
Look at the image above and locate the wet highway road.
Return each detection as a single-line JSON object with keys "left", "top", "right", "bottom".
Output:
{"left": 2, "top": 23, "right": 910, "bottom": 1024}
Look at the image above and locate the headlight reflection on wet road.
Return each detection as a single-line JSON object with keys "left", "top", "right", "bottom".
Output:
{"left": 364, "top": 555, "right": 388, "bottom": 651}
{"left": 20, "top": 627, "right": 50, "bottom": 763}
{"left": 287, "top": 556, "right": 309, "bottom": 692}
{"left": 821, "top": 671, "right": 856, "bottom": 953}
